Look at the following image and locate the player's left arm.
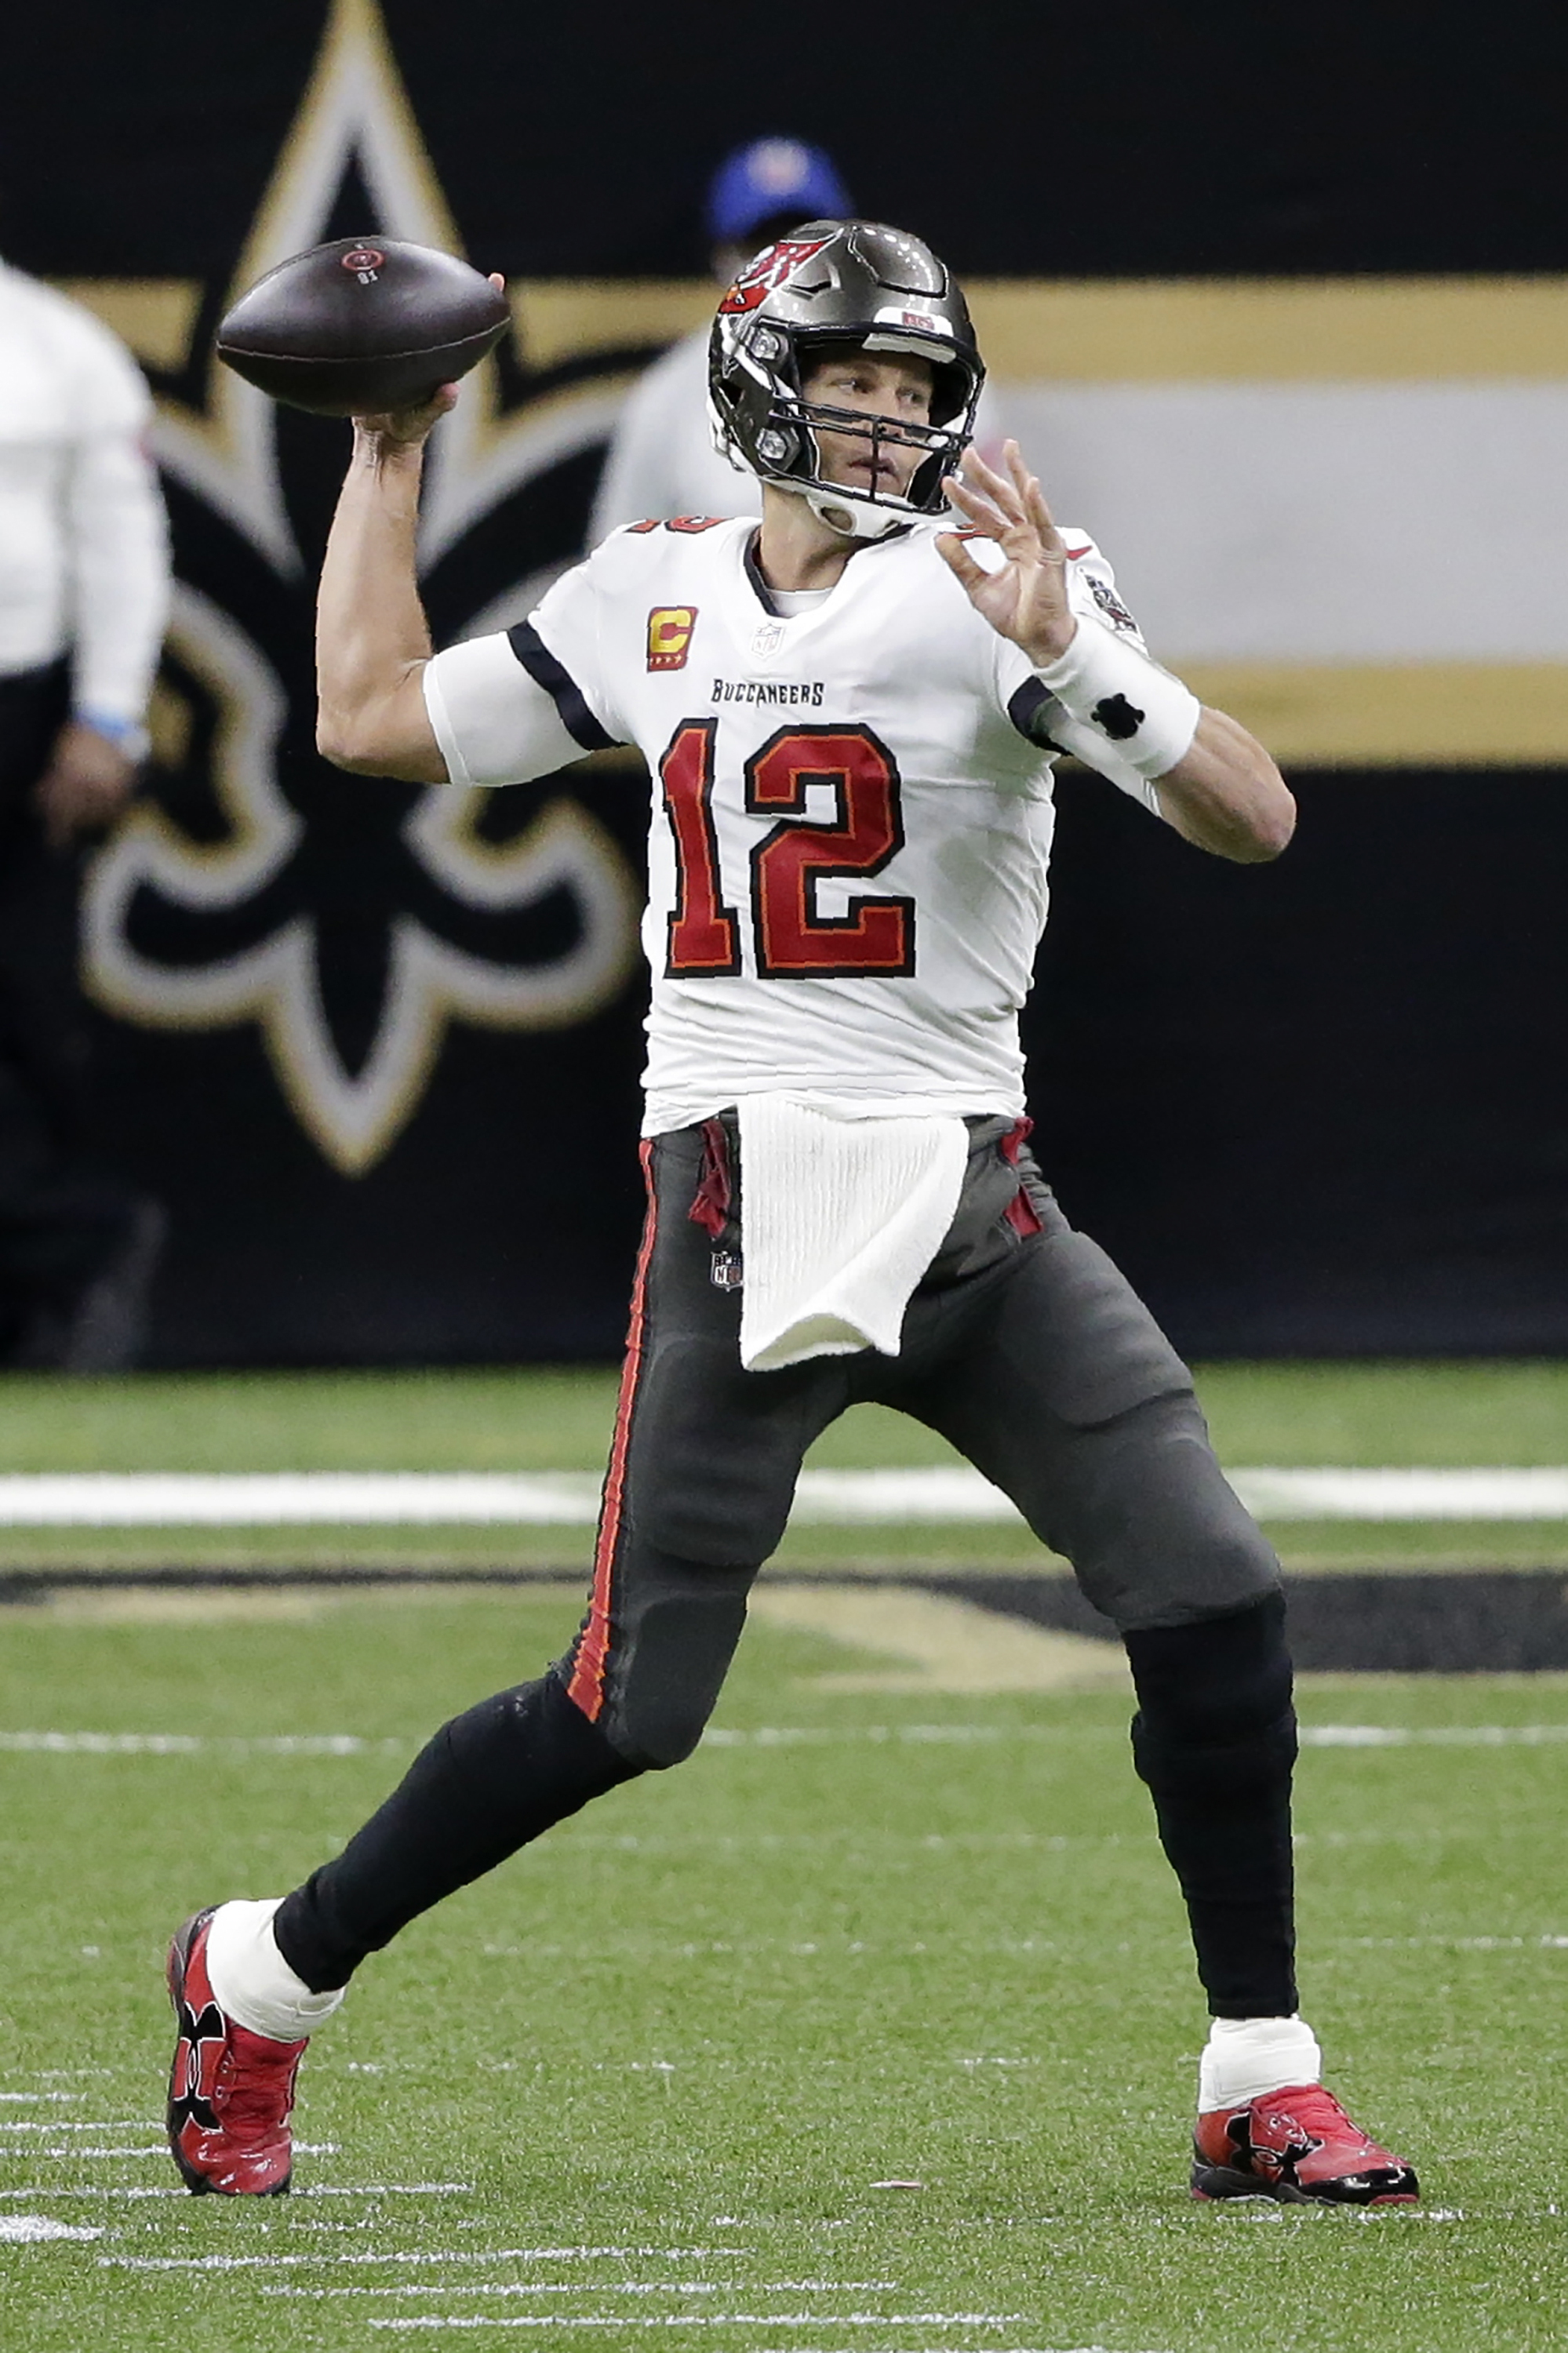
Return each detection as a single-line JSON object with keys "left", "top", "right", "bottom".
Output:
{"left": 940, "top": 443, "right": 1295, "bottom": 864}
{"left": 1151, "top": 706, "right": 1296, "bottom": 864}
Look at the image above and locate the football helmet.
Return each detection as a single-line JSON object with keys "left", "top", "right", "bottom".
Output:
{"left": 708, "top": 220, "right": 985, "bottom": 540}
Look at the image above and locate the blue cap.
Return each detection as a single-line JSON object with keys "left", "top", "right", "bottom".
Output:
{"left": 706, "top": 139, "right": 852, "bottom": 246}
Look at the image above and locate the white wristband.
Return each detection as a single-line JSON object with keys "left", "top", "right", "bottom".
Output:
{"left": 1033, "top": 614, "right": 1200, "bottom": 779}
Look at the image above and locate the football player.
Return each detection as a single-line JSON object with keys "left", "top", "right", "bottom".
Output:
{"left": 165, "top": 222, "right": 1417, "bottom": 2210}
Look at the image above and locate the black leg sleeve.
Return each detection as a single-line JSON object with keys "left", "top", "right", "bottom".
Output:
{"left": 1125, "top": 1592, "right": 1299, "bottom": 2020}
{"left": 272, "top": 1674, "right": 641, "bottom": 1993}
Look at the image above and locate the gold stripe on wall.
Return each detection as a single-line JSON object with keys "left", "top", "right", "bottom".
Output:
{"left": 512, "top": 276, "right": 1568, "bottom": 381}
{"left": 1181, "top": 663, "right": 1568, "bottom": 766}
{"left": 966, "top": 278, "right": 1568, "bottom": 381}
{"left": 58, "top": 275, "right": 1568, "bottom": 384}
{"left": 511, "top": 280, "right": 714, "bottom": 371}
{"left": 58, "top": 280, "right": 203, "bottom": 373}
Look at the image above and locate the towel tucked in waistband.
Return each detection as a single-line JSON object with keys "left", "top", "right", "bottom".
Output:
{"left": 736, "top": 1095, "right": 969, "bottom": 1373}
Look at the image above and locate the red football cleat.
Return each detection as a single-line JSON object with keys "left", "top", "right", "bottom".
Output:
{"left": 1192, "top": 2082, "right": 1419, "bottom": 2206}
{"left": 166, "top": 1907, "right": 307, "bottom": 2195}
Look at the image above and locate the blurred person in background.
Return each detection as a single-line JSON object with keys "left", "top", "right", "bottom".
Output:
{"left": 0, "top": 247, "right": 170, "bottom": 1368}
{"left": 591, "top": 137, "right": 855, "bottom": 540}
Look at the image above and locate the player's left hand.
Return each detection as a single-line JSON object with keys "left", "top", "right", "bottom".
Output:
{"left": 34, "top": 718, "right": 137, "bottom": 849}
{"left": 937, "top": 442, "right": 1078, "bottom": 667}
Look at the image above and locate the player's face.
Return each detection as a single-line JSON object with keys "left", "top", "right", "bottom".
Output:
{"left": 799, "top": 347, "right": 935, "bottom": 498}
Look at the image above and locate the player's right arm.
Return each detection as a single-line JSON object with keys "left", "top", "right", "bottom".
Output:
{"left": 317, "top": 392, "right": 625, "bottom": 787}
{"left": 315, "top": 393, "right": 454, "bottom": 781}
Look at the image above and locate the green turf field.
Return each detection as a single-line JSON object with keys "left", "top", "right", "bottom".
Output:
{"left": 0, "top": 1585, "right": 1564, "bottom": 2351}
{"left": 2, "top": 1359, "right": 1567, "bottom": 1573}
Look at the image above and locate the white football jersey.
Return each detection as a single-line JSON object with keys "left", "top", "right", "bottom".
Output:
{"left": 423, "top": 515, "right": 1163, "bottom": 1134}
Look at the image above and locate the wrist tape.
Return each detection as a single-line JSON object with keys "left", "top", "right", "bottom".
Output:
{"left": 1033, "top": 614, "right": 1200, "bottom": 779}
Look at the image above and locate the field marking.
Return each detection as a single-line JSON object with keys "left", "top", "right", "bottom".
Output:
{"left": 0, "top": 2215, "right": 104, "bottom": 2242}
{"left": 0, "top": 2182, "right": 470, "bottom": 2201}
{"left": 748, "top": 1586, "right": 1127, "bottom": 1695}
{"left": 5, "top": 1464, "right": 1568, "bottom": 1523}
{"left": 1302, "top": 1724, "right": 1568, "bottom": 1746}
{"left": 0, "top": 2119, "right": 158, "bottom": 2133}
{"left": 16, "top": 1584, "right": 591, "bottom": 1627}
{"left": 101, "top": 2246, "right": 740, "bottom": 2272}
{"left": 267, "top": 2281, "right": 894, "bottom": 2301}
{"left": 0, "top": 1722, "right": 1060, "bottom": 1758}
{"left": 6, "top": 1721, "right": 1565, "bottom": 1763}
{"left": 0, "top": 1473, "right": 603, "bottom": 1526}
{"left": 366, "top": 2320, "right": 1025, "bottom": 2335}
{"left": 1233, "top": 1467, "right": 1568, "bottom": 1520}
{"left": 0, "top": 2188, "right": 184, "bottom": 2201}
{"left": 0, "top": 1731, "right": 402, "bottom": 1755}
{"left": 1337, "top": 1933, "right": 1568, "bottom": 1951}
{"left": 299, "top": 2183, "right": 473, "bottom": 2198}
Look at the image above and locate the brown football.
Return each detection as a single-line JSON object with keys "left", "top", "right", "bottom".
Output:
{"left": 215, "top": 236, "right": 509, "bottom": 417}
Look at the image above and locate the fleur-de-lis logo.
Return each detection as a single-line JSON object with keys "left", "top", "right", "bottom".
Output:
{"left": 83, "top": 0, "right": 642, "bottom": 1173}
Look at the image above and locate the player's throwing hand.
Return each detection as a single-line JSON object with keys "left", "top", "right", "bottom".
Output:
{"left": 938, "top": 440, "right": 1078, "bottom": 668}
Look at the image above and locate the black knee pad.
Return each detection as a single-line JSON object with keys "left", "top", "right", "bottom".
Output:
{"left": 592, "top": 1570, "right": 751, "bottom": 1771}
{"left": 1126, "top": 1593, "right": 1297, "bottom": 1798}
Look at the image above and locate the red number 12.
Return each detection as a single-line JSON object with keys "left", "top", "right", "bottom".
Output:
{"left": 659, "top": 719, "right": 915, "bottom": 980}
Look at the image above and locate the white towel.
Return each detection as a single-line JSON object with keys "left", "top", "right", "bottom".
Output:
{"left": 737, "top": 1096, "right": 969, "bottom": 1372}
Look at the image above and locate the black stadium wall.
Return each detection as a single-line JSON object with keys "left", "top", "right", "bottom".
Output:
{"left": 2, "top": 0, "right": 1566, "bottom": 1364}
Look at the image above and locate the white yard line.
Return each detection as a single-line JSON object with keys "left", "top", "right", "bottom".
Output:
{"left": 267, "top": 2282, "right": 893, "bottom": 2302}
{"left": 0, "top": 2120, "right": 158, "bottom": 2133}
{"left": 1233, "top": 1467, "right": 1568, "bottom": 1518}
{"left": 1301, "top": 1724, "right": 1568, "bottom": 1746}
{"left": 362, "top": 2333, "right": 1020, "bottom": 2344}
{"left": 0, "top": 1732, "right": 399, "bottom": 1755}
{"left": 2, "top": 1464, "right": 1568, "bottom": 1522}
{"left": 0, "top": 2181, "right": 470, "bottom": 2201}
{"left": 0, "top": 2188, "right": 185, "bottom": 2200}
{"left": 5, "top": 1723, "right": 1568, "bottom": 1760}
{"left": 101, "top": 2247, "right": 735, "bottom": 2272}
{"left": 0, "top": 2216, "right": 103, "bottom": 2242}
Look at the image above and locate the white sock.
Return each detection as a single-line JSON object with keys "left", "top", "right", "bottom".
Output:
{"left": 204, "top": 1898, "right": 347, "bottom": 2046}
{"left": 1198, "top": 2015, "right": 1322, "bottom": 2113}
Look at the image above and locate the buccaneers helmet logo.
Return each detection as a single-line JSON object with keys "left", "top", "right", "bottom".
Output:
{"left": 718, "top": 237, "right": 833, "bottom": 315}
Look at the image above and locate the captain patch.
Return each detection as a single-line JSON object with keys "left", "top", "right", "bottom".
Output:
{"left": 647, "top": 607, "right": 697, "bottom": 671}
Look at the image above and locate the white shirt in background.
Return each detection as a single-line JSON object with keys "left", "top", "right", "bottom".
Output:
{"left": 0, "top": 259, "right": 169, "bottom": 725}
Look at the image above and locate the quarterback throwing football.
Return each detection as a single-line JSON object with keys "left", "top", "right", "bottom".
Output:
{"left": 164, "top": 223, "right": 1417, "bottom": 2209}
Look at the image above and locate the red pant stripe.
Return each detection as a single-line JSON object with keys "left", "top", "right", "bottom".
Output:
{"left": 568, "top": 1140, "right": 657, "bottom": 1722}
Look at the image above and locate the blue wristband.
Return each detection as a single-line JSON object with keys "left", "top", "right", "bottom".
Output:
{"left": 75, "top": 708, "right": 150, "bottom": 762}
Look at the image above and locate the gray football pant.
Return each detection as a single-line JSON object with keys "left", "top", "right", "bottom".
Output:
{"left": 275, "top": 1111, "right": 1297, "bottom": 2015}
{"left": 558, "top": 1115, "right": 1283, "bottom": 1772}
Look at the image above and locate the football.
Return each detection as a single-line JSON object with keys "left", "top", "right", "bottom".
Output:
{"left": 215, "top": 235, "right": 510, "bottom": 417}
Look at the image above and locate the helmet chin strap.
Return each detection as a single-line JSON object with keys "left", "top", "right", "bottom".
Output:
{"left": 788, "top": 478, "right": 909, "bottom": 541}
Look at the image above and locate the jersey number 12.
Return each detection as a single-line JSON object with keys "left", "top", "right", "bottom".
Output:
{"left": 660, "top": 719, "right": 916, "bottom": 980}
